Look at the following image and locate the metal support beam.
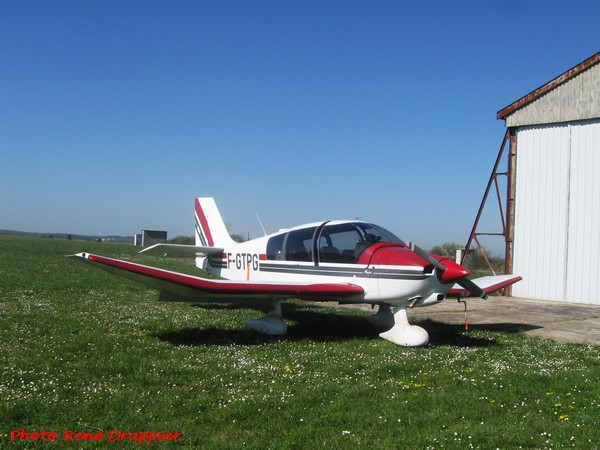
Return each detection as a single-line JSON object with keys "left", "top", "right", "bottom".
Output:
{"left": 503, "top": 128, "right": 517, "bottom": 294}
{"left": 462, "top": 130, "right": 512, "bottom": 279}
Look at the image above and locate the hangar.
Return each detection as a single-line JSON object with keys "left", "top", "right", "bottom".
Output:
{"left": 497, "top": 51, "right": 600, "bottom": 305}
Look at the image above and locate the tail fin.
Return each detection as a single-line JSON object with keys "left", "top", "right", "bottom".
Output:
{"left": 194, "top": 197, "right": 236, "bottom": 248}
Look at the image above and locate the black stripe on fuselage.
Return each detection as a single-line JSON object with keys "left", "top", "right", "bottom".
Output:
{"left": 207, "top": 260, "right": 227, "bottom": 269}
{"left": 258, "top": 262, "right": 429, "bottom": 280}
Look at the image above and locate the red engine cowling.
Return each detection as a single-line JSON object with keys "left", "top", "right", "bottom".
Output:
{"left": 357, "top": 243, "right": 470, "bottom": 284}
{"left": 357, "top": 243, "right": 431, "bottom": 268}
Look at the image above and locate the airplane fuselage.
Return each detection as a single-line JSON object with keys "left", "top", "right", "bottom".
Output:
{"left": 196, "top": 220, "right": 451, "bottom": 308}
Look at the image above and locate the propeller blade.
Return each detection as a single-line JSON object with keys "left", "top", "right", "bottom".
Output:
{"left": 457, "top": 278, "right": 489, "bottom": 300}
{"left": 405, "top": 241, "right": 445, "bottom": 271}
{"left": 406, "top": 241, "right": 485, "bottom": 298}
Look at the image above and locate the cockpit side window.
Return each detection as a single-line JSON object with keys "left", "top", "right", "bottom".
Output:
{"left": 284, "top": 227, "right": 317, "bottom": 262}
{"left": 319, "top": 223, "right": 361, "bottom": 263}
{"left": 266, "top": 227, "right": 318, "bottom": 262}
{"left": 283, "top": 227, "right": 316, "bottom": 261}
{"left": 266, "top": 233, "right": 285, "bottom": 260}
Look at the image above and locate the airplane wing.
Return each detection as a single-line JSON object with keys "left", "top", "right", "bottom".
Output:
{"left": 69, "top": 253, "right": 364, "bottom": 303}
{"left": 139, "top": 243, "right": 223, "bottom": 257}
{"left": 446, "top": 274, "right": 522, "bottom": 298}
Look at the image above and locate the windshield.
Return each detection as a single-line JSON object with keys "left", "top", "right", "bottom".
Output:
{"left": 318, "top": 222, "right": 403, "bottom": 263}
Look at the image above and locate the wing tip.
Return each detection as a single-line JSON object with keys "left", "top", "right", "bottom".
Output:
{"left": 446, "top": 274, "right": 522, "bottom": 298}
{"left": 68, "top": 252, "right": 88, "bottom": 259}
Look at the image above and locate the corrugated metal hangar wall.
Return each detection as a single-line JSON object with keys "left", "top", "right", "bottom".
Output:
{"left": 512, "top": 121, "right": 600, "bottom": 303}
{"left": 497, "top": 52, "right": 600, "bottom": 305}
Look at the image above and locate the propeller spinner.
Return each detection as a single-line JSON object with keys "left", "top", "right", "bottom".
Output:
{"left": 405, "top": 241, "right": 488, "bottom": 299}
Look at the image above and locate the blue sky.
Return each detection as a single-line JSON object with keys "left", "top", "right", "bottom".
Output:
{"left": 1, "top": 0, "right": 599, "bottom": 252}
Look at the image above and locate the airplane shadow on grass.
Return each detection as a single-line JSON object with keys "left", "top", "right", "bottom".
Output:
{"left": 150, "top": 303, "right": 534, "bottom": 348}
{"left": 152, "top": 303, "right": 378, "bottom": 346}
{"left": 421, "top": 319, "right": 541, "bottom": 347}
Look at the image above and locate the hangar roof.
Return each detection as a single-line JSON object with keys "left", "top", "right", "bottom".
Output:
{"left": 497, "top": 51, "right": 600, "bottom": 127}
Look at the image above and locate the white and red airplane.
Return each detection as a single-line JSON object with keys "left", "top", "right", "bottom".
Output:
{"left": 71, "top": 197, "right": 521, "bottom": 346}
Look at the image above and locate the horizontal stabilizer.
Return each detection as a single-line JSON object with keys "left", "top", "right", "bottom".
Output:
{"left": 139, "top": 243, "right": 224, "bottom": 257}
{"left": 446, "top": 274, "right": 522, "bottom": 298}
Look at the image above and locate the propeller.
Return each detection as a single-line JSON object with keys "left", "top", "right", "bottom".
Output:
{"left": 405, "top": 241, "right": 488, "bottom": 299}
{"left": 455, "top": 277, "right": 488, "bottom": 300}
{"left": 406, "top": 241, "right": 445, "bottom": 271}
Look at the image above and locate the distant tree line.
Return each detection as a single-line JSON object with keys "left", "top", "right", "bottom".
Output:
{"left": 429, "top": 242, "right": 504, "bottom": 274}
{"left": 169, "top": 235, "right": 195, "bottom": 245}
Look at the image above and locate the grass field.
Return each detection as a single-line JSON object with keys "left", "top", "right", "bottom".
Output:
{"left": 1, "top": 235, "right": 599, "bottom": 449}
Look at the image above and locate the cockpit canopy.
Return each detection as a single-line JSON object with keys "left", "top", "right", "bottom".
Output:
{"left": 266, "top": 221, "right": 404, "bottom": 264}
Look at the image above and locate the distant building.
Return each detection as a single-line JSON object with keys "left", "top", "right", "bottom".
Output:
{"left": 498, "top": 51, "right": 600, "bottom": 305}
{"left": 141, "top": 230, "right": 167, "bottom": 248}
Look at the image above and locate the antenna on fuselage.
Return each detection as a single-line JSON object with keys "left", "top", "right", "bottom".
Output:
{"left": 256, "top": 213, "right": 268, "bottom": 236}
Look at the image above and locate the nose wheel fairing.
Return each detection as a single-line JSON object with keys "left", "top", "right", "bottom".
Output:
{"left": 375, "top": 305, "right": 429, "bottom": 347}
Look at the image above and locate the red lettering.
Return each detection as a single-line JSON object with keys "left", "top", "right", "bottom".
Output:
{"left": 45, "top": 431, "right": 59, "bottom": 441}
{"left": 171, "top": 432, "right": 183, "bottom": 441}
{"left": 9, "top": 428, "right": 180, "bottom": 443}
{"left": 63, "top": 430, "right": 104, "bottom": 441}
{"left": 63, "top": 430, "right": 74, "bottom": 441}
{"left": 10, "top": 429, "right": 25, "bottom": 441}
{"left": 108, "top": 430, "right": 126, "bottom": 442}
{"left": 10, "top": 428, "right": 25, "bottom": 442}
{"left": 10, "top": 429, "right": 57, "bottom": 442}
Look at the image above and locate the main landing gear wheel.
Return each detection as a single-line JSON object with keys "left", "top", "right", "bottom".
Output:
{"left": 244, "top": 301, "right": 287, "bottom": 336}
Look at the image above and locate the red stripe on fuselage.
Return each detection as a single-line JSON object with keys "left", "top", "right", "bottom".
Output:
{"left": 195, "top": 198, "right": 214, "bottom": 247}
